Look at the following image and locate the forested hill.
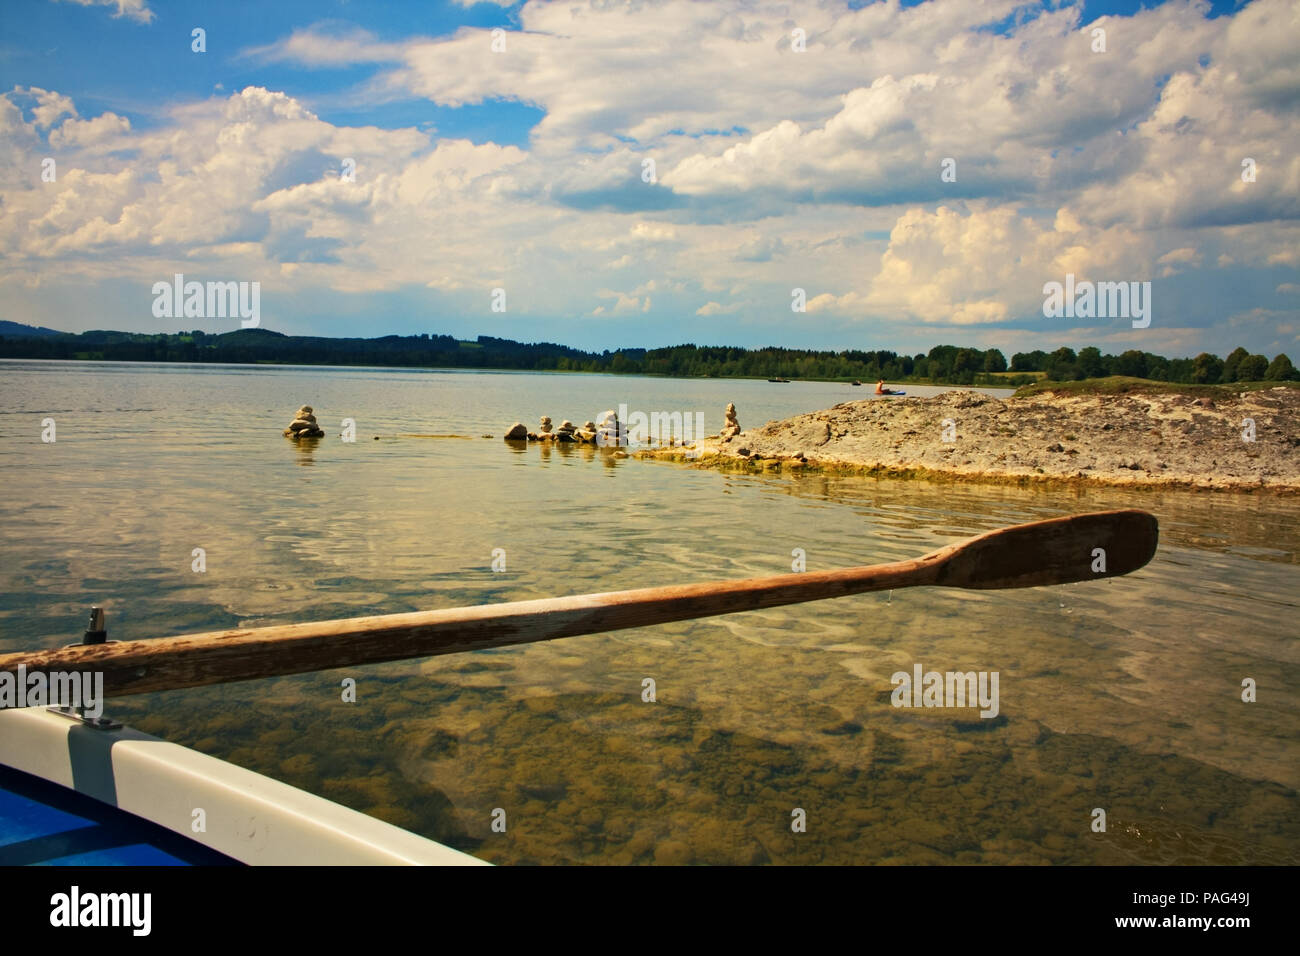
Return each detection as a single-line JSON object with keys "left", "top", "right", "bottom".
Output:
{"left": 0, "top": 324, "right": 1296, "bottom": 386}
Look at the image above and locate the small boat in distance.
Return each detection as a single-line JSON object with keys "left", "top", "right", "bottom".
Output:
{"left": 768, "top": 377, "right": 791, "bottom": 383}
{"left": 851, "top": 380, "right": 862, "bottom": 386}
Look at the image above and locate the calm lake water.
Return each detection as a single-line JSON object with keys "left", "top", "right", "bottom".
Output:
{"left": 1, "top": 360, "right": 1296, "bottom": 865}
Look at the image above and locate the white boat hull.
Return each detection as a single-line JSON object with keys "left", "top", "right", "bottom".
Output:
{"left": 0, "top": 707, "right": 486, "bottom": 866}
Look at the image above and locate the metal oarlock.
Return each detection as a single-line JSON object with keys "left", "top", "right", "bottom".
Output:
{"left": 62, "top": 604, "right": 113, "bottom": 649}
{"left": 84, "top": 605, "right": 107, "bottom": 645}
{"left": 50, "top": 605, "right": 120, "bottom": 729}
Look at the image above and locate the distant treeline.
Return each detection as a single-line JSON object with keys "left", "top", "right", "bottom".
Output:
{"left": 1008, "top": 345, "right": 1298, "bottom": 384}
{"left": 1, "top": 326, "right": 1296, "bottom": 386}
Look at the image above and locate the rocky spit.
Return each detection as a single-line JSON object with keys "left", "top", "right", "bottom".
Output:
{"left": 637, "top": 386, "right": 1300, "bottom": 493}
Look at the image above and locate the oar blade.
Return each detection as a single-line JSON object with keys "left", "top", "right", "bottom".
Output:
{"left": 929, "top": 509, "right": 1158, "bottom": 590}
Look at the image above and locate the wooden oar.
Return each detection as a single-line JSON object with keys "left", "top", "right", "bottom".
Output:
{"left": 0, "top": 509, "right": 1156, "bottom": 701}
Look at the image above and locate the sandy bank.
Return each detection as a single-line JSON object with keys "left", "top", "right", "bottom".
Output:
{"left": 636, "top": 384, "right": 1300, "bottom": 493}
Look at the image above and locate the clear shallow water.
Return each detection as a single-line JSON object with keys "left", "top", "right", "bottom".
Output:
{"left": 0, "top": 360, "right": 1296, "bottom": 865}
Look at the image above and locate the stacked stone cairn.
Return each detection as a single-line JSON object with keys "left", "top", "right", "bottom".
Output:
{"left": 528, "top": 416, "right": 555, "bottom": 441}
{"left": 720, "top": 402, "right": 741, "bottom": 440}
{"left": 284, "top": 404, "right": 326, "bottom": 439}
{"left": 597, "top": 409, "right": 623, "bottom": 446}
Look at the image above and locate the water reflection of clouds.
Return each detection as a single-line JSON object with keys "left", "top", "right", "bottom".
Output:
{"left": 4, "top": 364, "right": 1298, "bottom": 864}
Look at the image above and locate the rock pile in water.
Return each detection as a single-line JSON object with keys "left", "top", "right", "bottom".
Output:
{"left": 284, "top": 405, "right": 326, "bottom": 439}
{"left": 506, "top": 411, "right": 619, "bottom": 444}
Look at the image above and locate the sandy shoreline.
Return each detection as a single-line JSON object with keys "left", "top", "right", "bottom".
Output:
{"left": 636, "top": 384, "right": 1300, "bottom": 493}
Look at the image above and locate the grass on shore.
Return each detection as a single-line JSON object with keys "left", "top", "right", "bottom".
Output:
{"left": 988, "top": 370, "right": 1047, "bottom": 381}
{"left": 1012, "top": 376, "right": 1300, "bottom": 399}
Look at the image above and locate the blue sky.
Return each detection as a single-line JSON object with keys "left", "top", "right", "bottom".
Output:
{"left": 1, "top": 0, "right": 1295, "bottom": 359}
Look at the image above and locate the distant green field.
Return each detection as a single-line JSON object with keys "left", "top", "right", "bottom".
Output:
{"left": 989, "top": 370, "right": 1046, "bottom": 381}
{"left": 1014, "top": 376, "right": 1300, "bottom": 399}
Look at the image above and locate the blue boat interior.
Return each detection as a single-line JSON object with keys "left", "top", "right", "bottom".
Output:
{"left": 0, "top": 765, "right": 239, "bottom": 866}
